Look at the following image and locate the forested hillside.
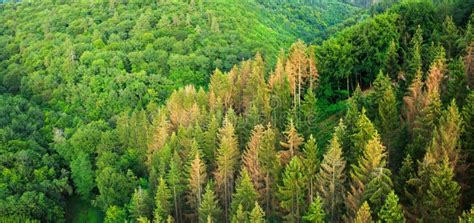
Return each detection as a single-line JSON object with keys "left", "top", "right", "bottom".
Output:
{"left": 1, "top": 0, "right": 474, "bottom": 222}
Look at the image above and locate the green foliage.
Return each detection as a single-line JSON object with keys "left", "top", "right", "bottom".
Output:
{"left": 104, "top": 206, "right": 126, "bottom": 223}
{"left": 199, "top": 182, "right": 222, "bottom": 223}
{"left": 70, "top": 152, "right": 95, "bottom": 200}
{"left": 303, "top": 196, "right": 326, "bottom": 223}
{"left": 378, "top": 191, "right": 404, "bottom": 223}
{"left": 230, "top": 170, "right": 259, "bottom": 215}
{"left": 278, "top": 156, "right": 307, "bottom": 223}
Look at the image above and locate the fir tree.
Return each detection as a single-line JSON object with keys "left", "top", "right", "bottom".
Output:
{"left": 231, "top": 204, "right": 248, "bottom": 223}
{"left": 349, "top": 108, "right": 378, "bottom": 167}
{"left": 242, "top": 125, "right": 265, "bottom": 199}
{"left": 299, "top": 90, "right": 318, "bottom": 137}
{"left": 154, "top": 177, "right": 172, "bottom": 222}
{"left": 188, "top": 151, "right": 207, "bottom": 218}
{"left": 302, "top": 135, "right": 320, "bottom": 204}
{"left": 230, "top": 169, "right": 258, "bottom": 214}
{"left": 278, "top": 156, "right": 307, "bottom": 223}
{"left": 249, "top": 202, "right": 266, "bottom": 223}
{"left": 215, "top": 116, "right": 240, "bottom": 222}
{"left": 354, "top": 201, "right": 373, "bottom": 223}
{"left": 130, "top": 187, "right": 152, "bottom": 220}
{"left": 167, "top": 151, "right": 184, "bottom": 222}
{"left": 378, "top": 191, "right": 404, "bottom": 223}
{"left": 316, "top": 133, "right": 346, "bottom": 221}
{"left": 303, "top": 196, "right": 326, "bottom": 223}
{"left": 199, "top": 182, "right": 222, "bottom": 223}
{"left": 280, "top": 119, "right": 304, "bottom": 165}
{"left": 377, "top": 83, "right": 400, "bottom": 168}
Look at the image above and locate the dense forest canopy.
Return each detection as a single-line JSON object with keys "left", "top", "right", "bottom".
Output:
{"left": 1, "top": 0, "right": 474, "bottom": 222}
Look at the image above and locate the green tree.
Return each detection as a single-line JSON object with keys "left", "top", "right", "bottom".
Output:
{"left": 231, "top": 204, "right": 248, "bottom": 223}
{"left": 303, "top": 196, "right": 326, "bottom": 223}
{"left": 167, "top": 151, "right": 185, "bottom": 222}
{"left": 129, "top": 187, "right": 152, "bottom": 220}
{"left": 70, "top": 152, "right": 95, "bottom": 199}
{"left": 231, "top": 169, "right": 258, "bottom": 215}
{"left": 378, "top": 191, "right": 404, "bottom": 223}
{"left": 187, "top": 151, "right": 208, "bottom": 218}
{"left": 349, "top": 108, "right": 378, "bottom": 167}
{"left": 154, "top": 177, "right": 172, "bottom": 221}
{"left": 299, "top": 90, "right": 318, "bottom": 137}
{"left": 280, "top": 119, "right": 304, "bottom": 164}
{"left": 104, "top": 206, "right": 126, "bottom": 223}
{"left": 316, "top": 133, "right": 346, "bottom": 221}
{"left": 278, "top": 156, "right": 307, "bottom": 223}
{"left": 199, "top": 182, "right": 222, "bottom": 223}
{"left": 302, "top": 135, "right": 319, "bottom": 203}
{"left": 215, "top": 116, "right": 240, "bottom": 222}
{"left": 95, "top": 167, "right": 136, "bottom": 211}
{"left": 249, "top": 202, "right": 266, "bottom": 223}
{"left": 377, "top": 83, "right": 400, "bottom": 168}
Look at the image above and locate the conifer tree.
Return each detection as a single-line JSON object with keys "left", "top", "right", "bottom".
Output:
{"left": 403, "top": 71, "right": 423, "bottom": 132}
{"left": 203, "top": 114, "right": 220, "bottom": 169}
{"left": 242, "top": 125, "right": 265, "bottom": 201}
{"left": 130, "top": 187, "right": 152, "bottom": 220}
{"left": 378, "top": 191, "right": 404, "bottom": 223}
{"left": 280, "top": 119, "right": 304, "bottom": 165}
{"left": 346, "top": 134, "right": 389, "bottom": 219}
{"left": 188, "top": 151, "right": 207, "bottom": 218}
{"left": 215, "top": 116, "right": 240, "bottom": 222}
{"left": 154, "top": 177, "right": 172, "bottom": 221}
{"left": 278, "top": 156, "right": 307, "bottom": 223}
{"left": 302, "top": 135, "right": 319, "bottom": 203}
{"left": 249, "top": 202, "right": 266, "bottom": 223}
{"left": 377, "top": 83, "right": 400, "bottom": 168}
{"left": 199, "top": 182, "right": 222, "bottom": 223}
{"left": 462, "top": 92, "right": 474, "bottom": 202}
{"left": 441, "top": 16, "right": 460, "bottom": 58}
{"left": 349, "top": 108, "right": 378, "bottom": 167}
{"left": 230, "top": 169, "right": 258, "bottom": 214}
{"left": 303, "top": 196, "right": 326, "bottom": 223}
{"left": 269, "top": 58, "right": 292, "bottom": 130}
{"left": 231, "top": 204, "right": 248, "bottom": 223}
{"left": 385, "top": 40, "right": 400, "bottom": 80}
{"left": 316, "top": 133, "right": 346, "bottom": 221}
{"left": 299, "top": 90, "right": 318, "bottom": 137}
{"left": 258, "top": 124, "right": 279, "bottom": 214}
{"left": 168, "top": 151, "right": 184, "bottom": 222}
{"left": 423, "top": 157, "right": 461, "bottom": 222}
{"left": 354, "top": 202, "right": 373, "bottom": 223}
{"left": 408, "top": 25, "right": 423, "bottom": 83}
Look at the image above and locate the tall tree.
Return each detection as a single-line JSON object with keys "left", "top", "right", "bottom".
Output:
{"left": 199, "top": 182, "right": 222, "bottom": 223}
{"left": 231, "top": 204, "right": 248, "bottom": 223}
{"left": 299, "top": 90, "right": 318, "bottom": 138}
{"left": 377, "top": 83, "right": 400, "bottom": 168}
{"left": 278, "top": 156, "right": 307, "bottom": 223}
{"left": 280, "top": 119, "right": 304, "bottom": 165}
{"left": 188, "top": 151, "right": 208, "bottom": 219}
{"left": 258, "top": 124, "right": 279, "bottom": 215}
{"left": 242, "top": 125, "right": 265, "bottom": 202}
{"left": 269, "top": 58, "right": 292, "bottom": 130}
{"left": 249, "top": 202, "right": 266, "bottom": 223}
{"left": 302, "top": 135, "right": 320, "bottom": 203}
{"left": 215, "top": 116, "right": 240, "bottom": 222}
{"left": 316, "top": 134, "right": 346, "bottom": 221}
{"left": 378, "top": 191, "right": 404, "bottom": 223}
{"left": 129, "top": 187, "right": 152, "bottom": 221}
{"left": 349, "top": 108, "right": 378, "bottom": 167}
{"left": 154, "top": 177, "right": 172, "bottom": 222}
{"left": 168, "top": 151, "right": 185, "bottom": 222}
{"left": 353, "top": 201, "right": 373, "bottom": 223}
{"left": 230, "top": 169, "right": 258, "bottom": 214}
{"left": 303, "top": 196, "right": 326, "bottom": 223}
{"left": 70, "top": 152, "right": 95, "bottom": 200}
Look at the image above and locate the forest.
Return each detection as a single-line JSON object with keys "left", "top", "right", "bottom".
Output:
{"left": 0, "top": 0, "right": 473, "bottom": 222}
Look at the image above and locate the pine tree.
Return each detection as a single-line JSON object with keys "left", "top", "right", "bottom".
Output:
{"left": 258, "top": 124, "right": 279, "bottom": 215}
{"left": 299, "top": 90, "right": 318, "bottom": 137}
{"left": 403, "top": 71, "right": 423, "bottom": 132}
{"left": 199, "top": 182, "right": 222, "bottom": 223}
{"left": 278, "top": 156, "right": 307, "bottom": 223}
{"left": 203, "top": 114, "right": 220, "bottom": 169}
{"left": 302, "top": 135, "right": 319, "bottom": 203}
{"left": 130, "top": 187, "right": 152, "bottom": 220}
{"left": 378, "top": 191, "right": 404, "bottom": 223}
{"left": 408, "top": 25, "right": 423, "bottom": 83}
{"left": 215, "top": 116, "right": 240, "bottom": 222}
{"left": 230, "top": 169, "right": 258, "bottom": 214}
{"left": 249, "top": 202, "right": 266, "bottom": 223}
{"left": 349, "top": 108, "right": 378, "bottom": 167}
{"left": 154, "top": 177, "right": 172, "bottom": 221}
{"left": 423, "top": 157, "right": 461, "bottom": 222}
{"left": 280, "top": 119, "right": 304, "bottom": 165}
{"left": 242, "top": 124, "right": 265, "bottom": 198}
{"left": 231, "top": 204, "right": 248, "bottom": 223}
{"left": 441, "top": 16, "right": 460, "bottom": 58}
{"left": 354, "top": 202, "right": 373, "bottom": 223}
{"left": 269, "top": 58, "right": 292, "bottom": 130}
{"left": 168, "top": 151, "right": 184, "bottom": 222}
{"left": 303, "top": 196, "right": 326, "bottom": 223}
{"left": 346, "top": 134, "right": 389, "bottom": 219}
{"left": 188, "top": 151, "right": 207, "bottom": 218}
{"left": 316, "top": 133, "right": 346, "bottom": 221}
{"left": 377, "top": 83, "right": 400, "bottom": 168}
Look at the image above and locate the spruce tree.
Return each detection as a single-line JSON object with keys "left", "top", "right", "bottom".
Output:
{"left": 249, "top": 202, "right": 266, "bottom": 223}
{"left": 188, "top": 151, "right": 207, "bottom": 218}
{"left": 349, "top": 108, "right": 378, "bottom": 168}
{"left": 231, "top": 204, "right": 248, "bottom": 223}
{"left": 154, "top": 177, "right": 172, "bottom": 222}
{"left": 230, "top": 169, "right": 258, "bottom": 214}
{"left": 199, "top": 182, "right": 222, "bottom": 223}
{"left": 354, "top": 201, "right": 373, "bottom": 223}
{"left": 278, "top": 156, "right": 307, "bottom": 223}
{"left": 280, "top": 119, "right": 304, "bottom": 164}
{"left": 215, "top": 116, "right": 240, "bottom": 222}
{"left": 378, "top": 191, "right": 404, "bottom": 223}
{"left": 377, "top": 82, "right": 400, "bottom": 168}
{"left": 130, "top": 187, "right": 152, "bottom": 220}
{"left": 302, "top": 135, "right": 320, "bottom": 203}
{"left": 316, "top": 133, "right": 346, "bottom": 221}
{"left": 242, "top": 125, "right": 265, "bottom": 200}
{"left": 167, "top": 151, "right": 184, "bottom": 222}
{"left": 303, "top": 196, "right": 326, "bottom": 223}
{"left": 299, "top": 90, "right": 318, "bottom": 137}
